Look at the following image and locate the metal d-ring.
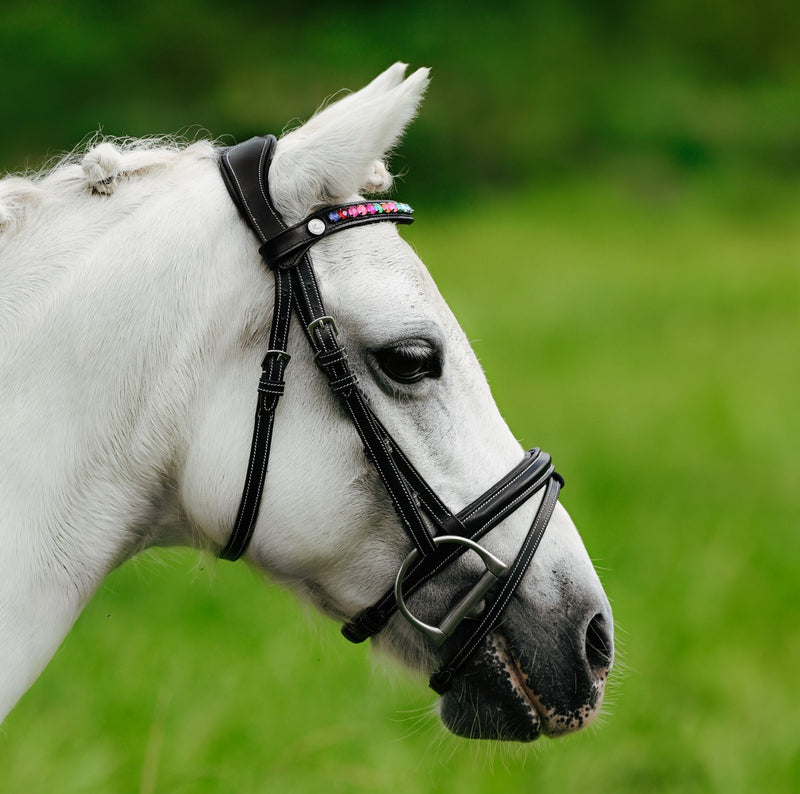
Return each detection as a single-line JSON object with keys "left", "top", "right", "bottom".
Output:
{"left": 394, "top": 536, "right": 508, "bottom": 647}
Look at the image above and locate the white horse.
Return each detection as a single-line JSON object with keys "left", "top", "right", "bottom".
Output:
{"left": 0, "top": 64, "right": 612, "bottom": 741}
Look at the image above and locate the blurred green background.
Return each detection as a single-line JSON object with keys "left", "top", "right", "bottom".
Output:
{"left": 1, "top": 1, "right": 798, "bottom": 792}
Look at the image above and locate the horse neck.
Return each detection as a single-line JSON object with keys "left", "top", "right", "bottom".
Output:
{"left": 0, "top": 152, "right": 263, "bottom": 719}
{"left": 0, "top": 156, "right": 251, "bottom": 713}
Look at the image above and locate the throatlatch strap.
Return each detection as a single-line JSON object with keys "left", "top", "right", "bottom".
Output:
{"left": 219, "top": 267, "right": 292, "bottom": 560}
{"left": 219, "top": 136, "right": 291, "bottom": 561}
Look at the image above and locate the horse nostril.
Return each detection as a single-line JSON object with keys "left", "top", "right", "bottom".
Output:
{"left": 584, "top": 613, "right": 613, "bottom": 677}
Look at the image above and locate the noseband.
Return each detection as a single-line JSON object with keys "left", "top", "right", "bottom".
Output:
{"left": 219, "top": 136, "right": 563, "bottom": 693}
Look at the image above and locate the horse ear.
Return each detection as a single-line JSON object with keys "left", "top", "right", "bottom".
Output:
{"left": 270, "top": 64, "right": 429, "bottom": 221}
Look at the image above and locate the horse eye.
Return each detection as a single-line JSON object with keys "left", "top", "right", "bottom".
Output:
{"left": 375, "top": 341, "right": 441, "bottom": 384}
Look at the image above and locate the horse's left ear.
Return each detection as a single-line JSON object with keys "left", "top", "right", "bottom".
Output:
{"left": 269, "top": 64, "right": 429, "bottom": 222}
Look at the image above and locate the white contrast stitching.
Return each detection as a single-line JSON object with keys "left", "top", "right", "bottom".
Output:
{"left": 223, "top": 149, "right": 266, "bottom": 240}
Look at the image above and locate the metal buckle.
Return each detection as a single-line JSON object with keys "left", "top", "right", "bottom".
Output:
{"left": 260, "top": 349, "right": 291, "bottom": 368}
{"left": 307, "top": 315, "right": 338, "bottom": 342}
{"left": 394, "top": 536, "right": 508, "bottom": 646}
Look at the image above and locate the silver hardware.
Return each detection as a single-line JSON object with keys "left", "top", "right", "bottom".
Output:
{"left": 307, "top": 218, "right": 326, "bottom": 236}
{"left": 262, "top": 349, "right": 291, "bottom": 364}
{"left": 307, "top": 315, "right": 339, "bottom": 340}
{"left": 394, "top": 536, "right": 508, "bottom": 646}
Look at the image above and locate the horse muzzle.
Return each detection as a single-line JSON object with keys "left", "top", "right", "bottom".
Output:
{"left": 439, "top": 591, "right": 614, "bottom": 742}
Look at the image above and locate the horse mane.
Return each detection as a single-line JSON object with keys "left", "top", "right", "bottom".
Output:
{"left": 0, "top": 136, "right": 218, "bottom": 236}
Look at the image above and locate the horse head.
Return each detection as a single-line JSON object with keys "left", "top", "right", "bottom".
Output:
{"left": 0, "top": 64, "right": 612, "bottom": 742}
{"left": 180, "top": 64, "right": 613, "bottom": 741}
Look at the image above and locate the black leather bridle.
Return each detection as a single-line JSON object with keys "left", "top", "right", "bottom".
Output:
{"left": 218, "top": 136, "right": 563, "bottom": 693}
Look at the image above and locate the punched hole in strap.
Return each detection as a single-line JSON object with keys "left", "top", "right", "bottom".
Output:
{"left": 362, "top": 434, "right": 393, "bottom": 464}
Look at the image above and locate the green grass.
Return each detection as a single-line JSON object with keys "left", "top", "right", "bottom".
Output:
{"left": 1, "top": 177, "right": 798, "bottom": 792}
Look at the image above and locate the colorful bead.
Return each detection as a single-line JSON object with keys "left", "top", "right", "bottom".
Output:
{"left": 324, "top": 200, "right": 413, "bottom": 223}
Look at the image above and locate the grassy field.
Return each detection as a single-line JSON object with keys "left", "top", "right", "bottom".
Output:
{"left": 1, "top": 175, "right": 798, "bottom": 793}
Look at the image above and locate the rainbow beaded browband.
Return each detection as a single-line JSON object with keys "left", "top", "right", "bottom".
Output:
{"left": 218, "top": 134, "right": 563, "bottom": 694}
{"left": 327, "top": 201, "right": 414, "bottom": 222}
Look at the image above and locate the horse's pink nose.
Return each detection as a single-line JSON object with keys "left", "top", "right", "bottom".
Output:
{"left": 583, "top": 611, "right": 614, "bottom": 679}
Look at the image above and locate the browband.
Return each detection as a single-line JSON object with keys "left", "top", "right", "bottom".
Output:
{"left": 219, "top": 135, "right": 414, "bottom": 257}
{"left": 261, "top": 201, "right": 414, "bottom": 270}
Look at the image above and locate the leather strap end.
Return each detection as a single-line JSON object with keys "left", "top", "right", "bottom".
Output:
{"left": 341, "top": 608, "right": 388, "bottom": 644}
{"left": 429, "top": 666, "right": 455, "bottom": 694}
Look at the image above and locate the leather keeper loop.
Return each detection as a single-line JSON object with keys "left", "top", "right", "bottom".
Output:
{"left": 259, "top": 242, "right": 306, "bottom": 271}
{"left": 315, "top": 347, "right": 348, "bottom": 370}
{"left": 257, "top": 374, "right": 285, "bottom": 414}
{"left": 257, "top": 378, "right": 285, "bottom": 396}
{"left": 329, "top": 373, "right": 359, "bottom": 394}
